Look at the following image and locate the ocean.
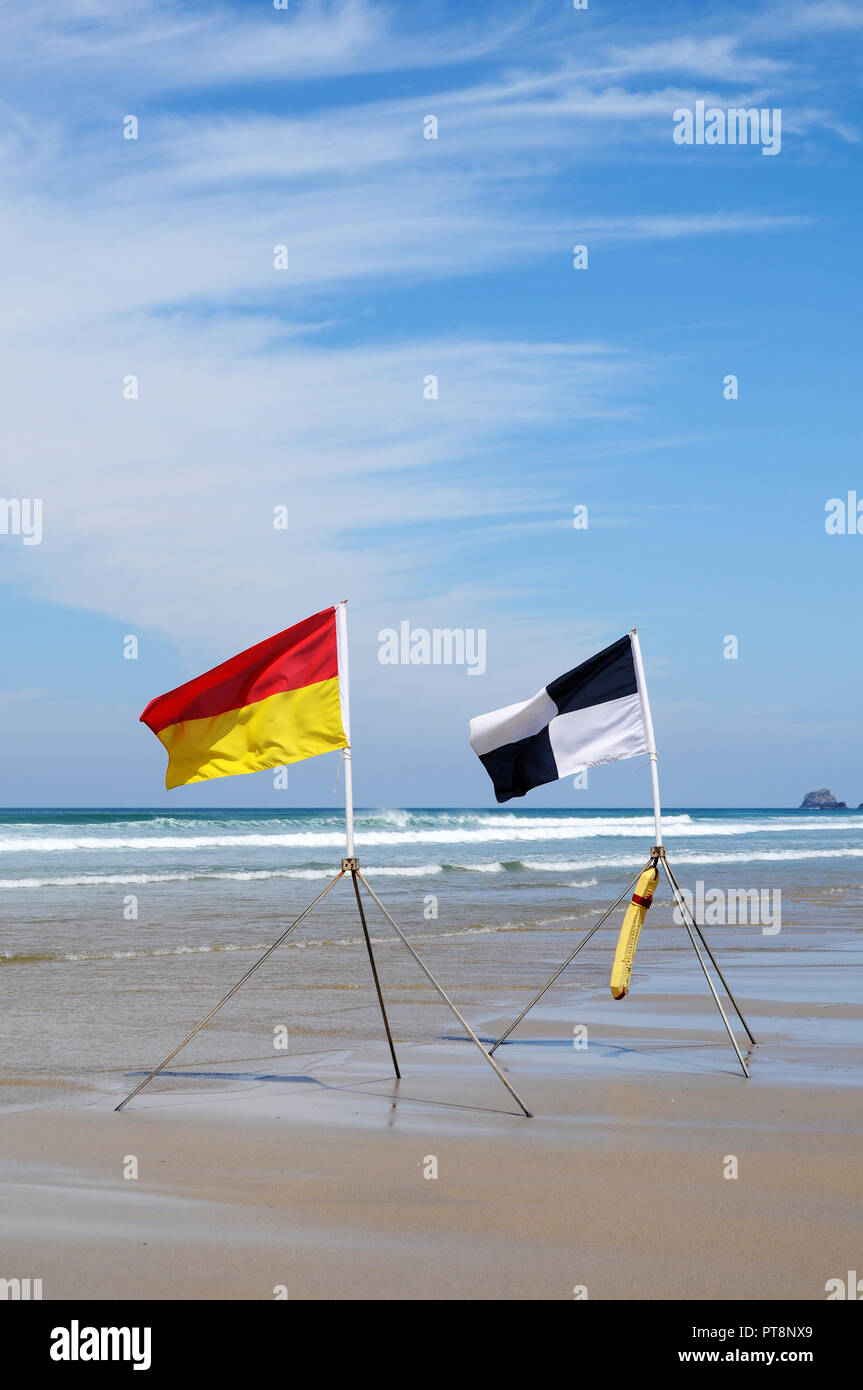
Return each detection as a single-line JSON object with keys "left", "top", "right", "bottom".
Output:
{"left": 1, "top": 806, "right": 860, "bottom": 1108}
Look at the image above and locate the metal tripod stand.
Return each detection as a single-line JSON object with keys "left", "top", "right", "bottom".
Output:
{"left": 115, "top": 858, "right": 532, "bottom": 1116}
{"left": 489, "top": 846, "right": 755, "bottom": 1078}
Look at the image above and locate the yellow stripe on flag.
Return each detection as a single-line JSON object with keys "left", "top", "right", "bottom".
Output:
{"left": 157, "top": 677, "right": 347, "bottom": 789}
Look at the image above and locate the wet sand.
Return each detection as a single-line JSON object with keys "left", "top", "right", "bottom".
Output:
{"left": 2, "top": 972, "right": 862, "bottom": 1300}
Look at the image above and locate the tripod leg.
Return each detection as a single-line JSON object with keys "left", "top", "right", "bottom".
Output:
{"left": 489, "top": 864, "right": 650, "bottom": 1055}
{"left": 356, "top": 872, "right": 533, "bottom": 1118}
{"left": 664, "top": 858, "right": 756, "bottom": 1045}
{"left": 659, "top": 859, "right": 749, "bottom": 1078}
{"left": 350, "top": 869, "right": 401, "bottom": 1079}
{"left": 115, "top": 869, "right": 346, "bottom": 1111}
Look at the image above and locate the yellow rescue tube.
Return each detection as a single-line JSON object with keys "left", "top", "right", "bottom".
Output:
{"left": 610, "top": 865, "right": 659, "bottom": 1000}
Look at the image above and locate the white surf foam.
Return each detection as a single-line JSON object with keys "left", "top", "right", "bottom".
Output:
{"left": 3, "top": 810, "right": 860, "bottom": 854}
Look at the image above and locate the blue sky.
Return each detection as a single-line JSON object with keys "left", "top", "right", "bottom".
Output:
{"left": 1, "top": 0, "right": 861, "bottom": 809}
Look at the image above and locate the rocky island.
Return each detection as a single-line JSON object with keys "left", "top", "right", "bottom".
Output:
{"left": 800, "top": 788, "right": 848, "bottom": 809}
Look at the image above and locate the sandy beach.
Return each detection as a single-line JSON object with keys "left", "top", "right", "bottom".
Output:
{"left": 2, "top": 808, "right": 860, "bottom": 1301}
{"left": 3, "top": 966, "right": 861, "bottom": 1301}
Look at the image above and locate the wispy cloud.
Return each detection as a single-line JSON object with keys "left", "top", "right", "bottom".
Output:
{"left": 0, "top": 0, "right": 535, "bottom": 90}
{"left": 604, "top": 35, "right": 790, "bottom": 82}
{"left": 0, "top": 0, "right": 851, "bottom": 669}
{"left": 2, "top": 322, "right": 649, "bottom": 658}
{"left": 774, "top": 1, "right": 863, "bottom": 32}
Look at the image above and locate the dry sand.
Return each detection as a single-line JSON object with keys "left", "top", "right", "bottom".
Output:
{"left": 2, "top": 977, "right": 861, "bottom": 1301}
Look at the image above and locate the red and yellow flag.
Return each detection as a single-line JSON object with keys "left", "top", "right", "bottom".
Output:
{"left": 141, "top": 607, "right": 348, "bottom": 789}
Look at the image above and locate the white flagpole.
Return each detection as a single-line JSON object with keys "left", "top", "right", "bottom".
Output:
{"left": 630, "top": 628, "right": 663, "bottom": 847}
{"left": 335, "top": 600, "right": 355, "bottom": 859}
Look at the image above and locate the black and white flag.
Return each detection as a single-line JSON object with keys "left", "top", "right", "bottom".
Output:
{"left": 469, "top": 634, "right": 650, "bottom": 803}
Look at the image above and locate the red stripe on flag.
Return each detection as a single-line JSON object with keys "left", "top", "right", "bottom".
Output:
{"left": 141, "top": 607, "right": 338, "bottom": 734}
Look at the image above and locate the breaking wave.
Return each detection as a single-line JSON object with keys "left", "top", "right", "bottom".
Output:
{"left": 2, "top": 844, "right": 862, "bottom": 891}
{"left": 2, "top": 808, "right": 861, "bottom": 857}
